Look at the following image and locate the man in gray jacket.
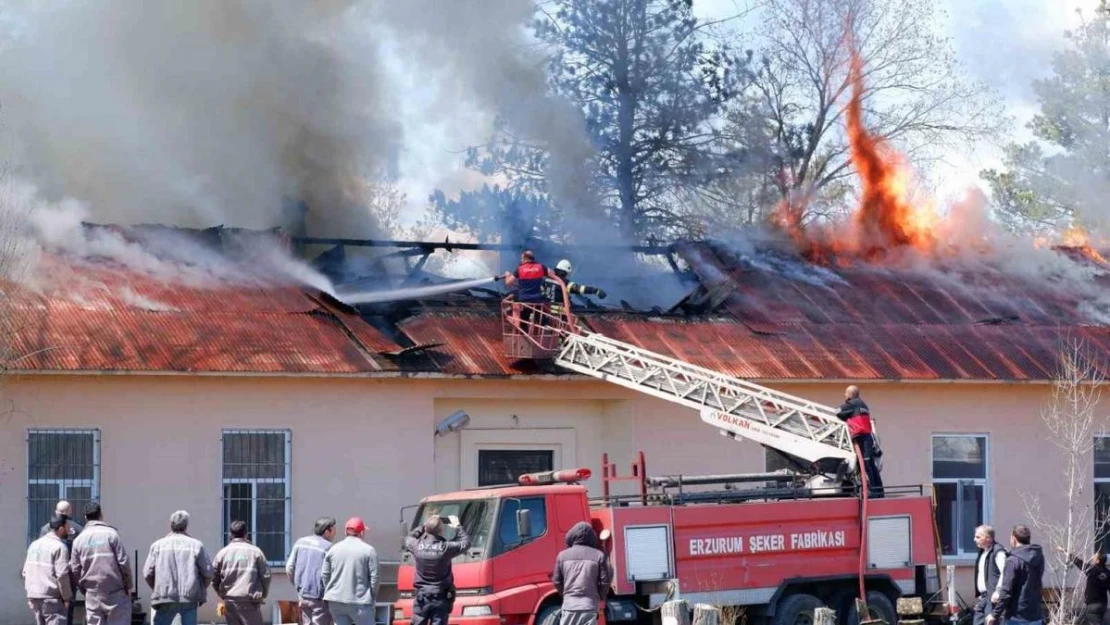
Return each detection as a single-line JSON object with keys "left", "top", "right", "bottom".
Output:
{"left": 69, "top": 502, "right": 132, "bottom": 625}
{"left": 552, "top": 522, "right": 611, "bottom": 625}
{"left": 212, "top": 521, "right": 271, "bottom": 625}
{"left": 321, "top": 517, "right": 379, "bottom": 625}
{"left": 143, "top": 510, "right": 213, "bottom": 625}
{"left": 39, "top": 501, "right": 82, "bottom": 625}
{"left": 287, "top": 517, "right": 337, "bottom": 625}
{"left": 24, "top": 515, "right": 74, "bottom": 625}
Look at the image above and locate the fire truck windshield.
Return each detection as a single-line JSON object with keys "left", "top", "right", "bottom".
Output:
{"left": 410, "top": 498, "right": 496, "bottom": 562}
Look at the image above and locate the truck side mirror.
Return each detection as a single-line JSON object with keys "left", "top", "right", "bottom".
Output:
{"left": 516, "top": 509, "right": 532, "bottom": 539}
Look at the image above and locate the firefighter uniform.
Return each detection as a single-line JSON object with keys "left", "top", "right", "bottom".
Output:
{"left": 404, "top": 523, "right": 471, "bottom": 625}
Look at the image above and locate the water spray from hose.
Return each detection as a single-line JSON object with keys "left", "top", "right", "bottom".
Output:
{"left": 337, "top": 275, "right": 502, "bottom": 305}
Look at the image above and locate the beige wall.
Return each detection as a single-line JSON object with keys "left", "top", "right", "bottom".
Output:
{"left": 0, "top": 374, "right": 1086, "bottom": 624}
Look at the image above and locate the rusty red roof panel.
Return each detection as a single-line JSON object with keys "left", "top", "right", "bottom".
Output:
{"left": 398, "top": 311, "right": 533, "bottom": 376}
{"left": 10, "top": 255, "right": 402, "bottom": 373}
{"left": 395, "top": 311, "right": 1110, "bottom": 382}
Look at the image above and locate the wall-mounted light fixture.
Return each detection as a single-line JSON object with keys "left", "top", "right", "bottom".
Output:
{"left": 434, "top": 410, "right": 471, "bottom": 437}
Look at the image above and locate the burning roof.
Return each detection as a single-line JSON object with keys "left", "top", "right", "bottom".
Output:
{"left": 6, "top": 251, "right": 402, "bottom": 374}
{"left": 8, "top": 224, "right": 1110, "bottom": 382}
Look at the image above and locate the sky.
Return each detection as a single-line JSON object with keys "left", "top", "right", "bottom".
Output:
{"left": 391, "top": 0, "right": 1100, "bottom": 227}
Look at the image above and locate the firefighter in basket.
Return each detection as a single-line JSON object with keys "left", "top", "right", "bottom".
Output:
{"left": 543, "top": 260, "right": 607, "bottom": 318}
{"left": 501, "top": 250, "right": 560, "bottom": 330}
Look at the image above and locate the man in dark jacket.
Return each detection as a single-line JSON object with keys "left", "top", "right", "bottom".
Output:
{"left": 836, "top": 385, "right": 884, "bottom": 498}
{"left": 973, "top": 525, "right": 1008, "bottom": 625}
{"left": 404, "top": 515, "right": 471, "bottom": 625}
{"left": 1059, "top": 546, "right": 1110, "bottom": 625}
{"left": 988, "top": 525, "right": 1045, "bottom": 625}
{"left": 552, "top": 522, "right": 611, "bottom": 625}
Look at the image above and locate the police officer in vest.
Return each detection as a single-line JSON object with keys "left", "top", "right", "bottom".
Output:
{"left": 973, "top": 525, "right": 1008, "bottom": 625}
{"left": 404, "top": 516, "right": 471, "bottom": 625}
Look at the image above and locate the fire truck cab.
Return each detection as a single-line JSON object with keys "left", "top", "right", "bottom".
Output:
{"left": 393, "top": 459, "right": 943, "bottom": 625}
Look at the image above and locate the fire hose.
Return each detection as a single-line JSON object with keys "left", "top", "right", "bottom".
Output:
{"left": 855, "top": 441, "right": 871, "bottom": 622}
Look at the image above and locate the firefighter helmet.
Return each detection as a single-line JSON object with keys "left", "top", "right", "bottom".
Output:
{"left": 555, "top": 259, "right": 573, "bottom": 276}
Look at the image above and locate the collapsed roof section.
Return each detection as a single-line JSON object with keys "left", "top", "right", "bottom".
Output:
{"left": 10, "top": 224, "right": 1110, "bottom": 381}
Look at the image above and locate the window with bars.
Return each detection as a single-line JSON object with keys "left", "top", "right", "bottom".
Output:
{"left": 1094, "top": 438, "right": 1110, "bottom": 552}
{"left": 932, "top": 434, "right": 989, "bottom": 557}
{"left": 27, "top": 429, "right": 100, "bottom": 544}
{"left": 222, "top": 430, "right": 290, "bottom": 565}
{"left": 477, "top": 449, "right": 554, "bottom": 487}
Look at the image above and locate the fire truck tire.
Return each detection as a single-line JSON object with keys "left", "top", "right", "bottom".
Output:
{"left": 536, "top": 603, "right": 562, "bottom": 625}
{"left": 844, "top": 591, "right": 896, "bottom": 625}
{"left": 772, "top": 593, "right": 825, "bottom": 625}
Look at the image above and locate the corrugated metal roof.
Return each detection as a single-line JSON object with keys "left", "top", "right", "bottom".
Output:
{"left": 395, "top": 241, "right": 1110, "bottom": 381}
{"left": 10, "top": 255, "right": 401, "bottom": 374}
{"left": 20, "top": 238, "right": 1110, "bottom": 381}
{"left": 398, "top": 311, "right": 562, "bottom": 376}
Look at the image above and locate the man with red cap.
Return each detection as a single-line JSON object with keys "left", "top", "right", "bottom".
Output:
{"left": 321, "top": 518, "right": 379, "bottom": 625}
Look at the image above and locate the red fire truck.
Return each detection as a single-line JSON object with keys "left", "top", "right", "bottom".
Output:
{"left": 393, "top": 297, "right": 946, "bottom": 625}
{"left": 393, "top": 454, "right": 942, "bottom": 625}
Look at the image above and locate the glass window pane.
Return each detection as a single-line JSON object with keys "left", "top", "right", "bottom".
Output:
{"left": 223, "top": 483, "right": 253, "bottom": 541}
{"left": 478, "top": 450, "right": 553, "bottom": 487}
{"left": 958, "top": 483, "right": 986, "bottom": 554}
{"left": 1096, "top": 438, "right": 1110, "bottom": 480}
{"left": 223, "top": 432, "right": 284, "bottom": 479}
{"left": 29, "top": 432, "right": 94, "bottom": 480}
{"left": 1096, "top": 483, "right": 1110, "bottom": 553}
{"left": 935, "top": 482, "right": 957, "bottom": 556}
{"left": 933, "top": 436, "right": 987, "bottom": 479}
{"left": 257, "top": 483, "right": 287, "bottom": 562}
{"left": 66, "top": 487, "right": 93, "bottom": 526}
{"left": 28, "top": 483, "right": 61, "bottom": 542}
{"left": 495, "top": 497, "right": 547, "bottom": 554}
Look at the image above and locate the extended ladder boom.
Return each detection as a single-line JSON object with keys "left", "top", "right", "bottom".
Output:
{"left": 555, "top": 331, "right": 857, "bottom": 470}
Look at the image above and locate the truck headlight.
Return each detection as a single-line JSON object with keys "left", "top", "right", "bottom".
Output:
{"left": 462, "top": 606, "right": 494, "bottom": 617}
{"left": 394, "top": 609, "right": 405, "bottom": 621}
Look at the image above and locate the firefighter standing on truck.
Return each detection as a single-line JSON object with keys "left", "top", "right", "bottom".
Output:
{"left": 836, "top": 385, "right": 884, "bottom": 498}
{"left": 543, "top": 260, "right": 607, "bottom": 314}
{"left": 404, "top": 515, "right": 471, "bottom": 625}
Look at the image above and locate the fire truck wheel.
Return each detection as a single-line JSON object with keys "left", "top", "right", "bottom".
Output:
{"left": 772, "top": 593, "right": 824, "bottom": 625}
{"left": 536, "top": 603, "right": 562, "bottom": 625}
{"left": 844, "top": 591, "right": 896, "bottom": 625}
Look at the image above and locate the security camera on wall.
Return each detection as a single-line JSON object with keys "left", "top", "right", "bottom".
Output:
{"left": 434, "top": 410, "right": 470, "bottom": 436}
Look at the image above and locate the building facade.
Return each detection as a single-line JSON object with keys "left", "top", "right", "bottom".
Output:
{"left": 1, "top": 230, "right": 1105, "bottom": 623}
{"left": 0, "top": 373, "right": 1098, "bottom": 623}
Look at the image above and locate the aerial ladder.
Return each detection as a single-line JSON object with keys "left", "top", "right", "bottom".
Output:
{"left": 500, "top": 281, "right": 864, "bottom": 491}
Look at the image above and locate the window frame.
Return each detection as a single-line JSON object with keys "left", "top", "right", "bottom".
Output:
{"left": 220, "top": 429, "right": 291, "bottom": 566}
{"left": 930, "top": 433, "right": 990, "bottom": 558}
{"left": 490, "top": 495, "right": 549, "bottom": 556}
{"left": 1093, "top": 437, "right": 1110, "bottom": 551}
{"left": 477, "top": 448, "right": 556, "bottom": 487}
{"left": 26, "top": 429, "right": 101, "bottom": 544}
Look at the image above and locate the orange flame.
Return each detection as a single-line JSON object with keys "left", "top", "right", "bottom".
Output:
{"left": 845, "top": 53, "right": 937, "bottom": 255}
{"left": 772, "top": 46, "right": 1107, "bottom": 268}
{"left": 774, "top": 48, "right": 940, "bottom": 264}
{"left": 1059, "top": 225, "right": 1107, "bottom": 264}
